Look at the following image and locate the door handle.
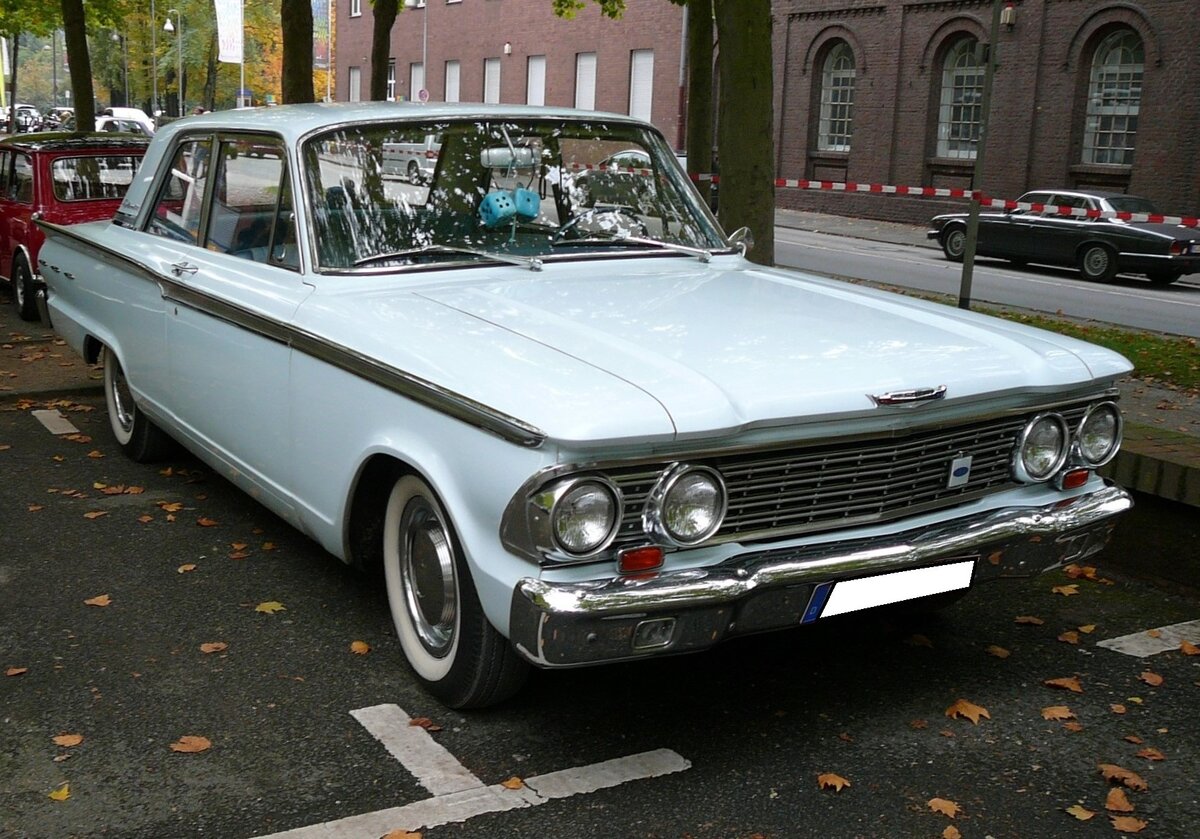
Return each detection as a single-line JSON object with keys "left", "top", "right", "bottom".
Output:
{"left": 170, "top": 261, "right": 198, "bottom": 277}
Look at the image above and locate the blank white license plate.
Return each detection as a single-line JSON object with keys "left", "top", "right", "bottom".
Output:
{"left": 820, "top": 559, "right": 976, "bottom": 618}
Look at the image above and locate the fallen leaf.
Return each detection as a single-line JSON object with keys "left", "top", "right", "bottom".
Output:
{"left": 837, "top": 732, "right": 854, "bottom": 743}
{"left": 83, "top": 594, "right": 111, "bottom": 607}
{"left": 409, "top": 716, "right": 443, "bottom": 732}
{"left": 1139, "top": 671, "right": 1163, "bottom": 687}
{"left": 942, "top": 827, "right": 962, "bottom": 839}
{"left": 157, "top": 501, "right": 183, "bottom": 512}
{"left": 83, "top": 511, "right": 108, "bottom": 520}
{"left": 1110, "top": 815, "right": 1148, "bottom": 833}
{"left": 27, "top": 504, "right": 43, "bottom": 512}
{"left": 1041, "top": 705, "right": 1075, "bottom": 721}
{"left": 1044, "top": 676, "right": 1083, "bottom": 693}
{"left": 255, "top": 601, "right": 286, "bottom": 614}
{"left": 1066, "top": 804, "right": 1096, "bottom": 821}
{"left": 501, "top": 776, "right": 525, "bottom": 790}
{"left": 350, "top": 640, "right": 371, "bottom": 655}
{"left": 262, "top": 541, "right": 278, "bottom": 551}
{"left": 1063, "top": 721, "right": 1084, "bottom": 732}
{"left": 199, "top": 642, "right": 228, "bottom": 654}
{"left": 817, "top": 772, "right": 850, "bottom": 792}
{"left": 1111, "top": 704, "right": 1127, "bottom": 715}
{"left": 1124, "top": 735, "right": 1143, "bottom": 744}
{"left": 228, "top": 551, "right": 250, "bottom": 560}
{"left": 6, "top": 666, "right": 28, "bottom": 676}
{"left": 1104, "top": 792, "right": 1132, "bottom": 816}
{"left": 986, "top": 645, "right": 1011, "bottom": 659}
{"left": 1015, "top": 615, "right": 1045, "bottom": 625}
{"left": 945, "top": 698, "right": 990, "bottom": 724}
{"left": 1098, "top": 764, "right": 1148, "bottom": 791}
{"left": 1058, "top": 630, "right": 1080, "bottom": 645}
{"left": 87, "top": 450, "right": 104, "bottom": 459}
{"left": 1079, "top": 624, "right": 1097, "bottom": 634}
{"left": 196, "top": 517, "right": 218, "bottom": 527}
{"left": 48, "top": 782, "right": 70, "bottom": 801}
{"left": 52, "top": 734, "right": 83, "bottom": 747}
{"left": 1136, "top": 747, "right": 1165, "bottom": 762}
{"left": 928, "top": 798, "right": 961, "bottom": 818}
{"left": 126, "top": 486, "right": 145, "bottom": 495}
{"left": 1181, "top": 640, "right": 1200, "bottom": 656}
{"left": 909, "top": 719, "right": 928, "bottom": 730}
{"left": 169, "top": 735, "right": 212, "bottom": 753}
{"left": 380, "top": 831, "right": 422, "bottom": 839}
{"left": 1052, "top": 584, "right": 1080, "bottom": 596}
{"left": 177, "top": 563, "right": 197, "bottom": 574}
{"left": 137, "top": 515, "right": 154, "bottom": 524}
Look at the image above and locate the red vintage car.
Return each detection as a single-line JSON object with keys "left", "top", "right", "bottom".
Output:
{"left": 1, "top": 133, "right": 149, "bottom": 320}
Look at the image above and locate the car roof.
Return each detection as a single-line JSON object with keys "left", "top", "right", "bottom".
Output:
{"left": 1025, "top": 188, "right": 1146, "bottom": 201}
{"left": 0, "top": 132, "right": 152, "bottom": 153}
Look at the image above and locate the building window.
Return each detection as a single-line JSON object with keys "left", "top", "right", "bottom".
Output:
{"left": 445, "top": 60, "right": 460, "bottom": 103}
{"left": 484, "top": 57, "right": 501, "bottom": 104}
{"left": 1082, "top": 29, "right": 1143, "bottom": 166}
{"left": 818, "top": 42, "right": 855, "bottom": 152}
{"left": 936, "top": 38, "right": 983, "bottom": 159}
{"left": 350, "top": 0, "right": 361, "bottom": 18}
{"left": 348, "top": 66, "right": 362, "bottom": 102}
{"left": 527, "top": 55, "right": 546, "bottom": 106}
{"left": 628, "top": 49, "right": 654, "bottom": 122}
{"left": 387, "top": 60, "right": 396, "bottom": 101}
{"left": 410, "top": 62, "right": 425, "bottom": 101}
{"left": 575, "top": 52, "right": 597, "bottom": 110}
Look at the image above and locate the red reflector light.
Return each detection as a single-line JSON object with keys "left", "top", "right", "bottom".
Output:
{"left": 1062, "top": 468, "right": 1090, "bottom": 490}
{"left": 1169, "top": 241, "right": 1184, "bottom": 256}
{"left": 619, "top": 546, "right": 664, "bottom": 574}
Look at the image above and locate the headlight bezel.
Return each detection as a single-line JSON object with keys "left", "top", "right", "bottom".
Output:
{"left": 643, "top": 463, "right": 728, "bottom": 547}
{"left": 1075, "top": 401, "right": 1123, "bottom": 467}
{"left": 539, "top": 476, "right": 622, "bottom": 558}
{"left": 1013, "top": 411, "right": 1071, "bottom": 483}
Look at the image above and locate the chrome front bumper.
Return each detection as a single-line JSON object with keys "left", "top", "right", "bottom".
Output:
{"left": 509, "top": 483, "right": 1132, "bottom": 667}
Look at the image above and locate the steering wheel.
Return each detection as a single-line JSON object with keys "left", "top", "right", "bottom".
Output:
{"left": 552, "top": 206, "right": 649, "bottom": 243}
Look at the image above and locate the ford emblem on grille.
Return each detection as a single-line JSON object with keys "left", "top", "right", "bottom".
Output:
{"left": 867, "top": 384, "right": 947, "bottom": 407}
{"left": 947, "top": 454, "right": 973, "bottom": 488}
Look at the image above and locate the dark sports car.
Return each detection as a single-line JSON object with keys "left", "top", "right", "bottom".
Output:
{"left": 928, "top": 190, "right": 1200, "bottom": 286}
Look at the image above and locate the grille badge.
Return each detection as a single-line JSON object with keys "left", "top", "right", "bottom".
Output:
{"left": 947, "top": 454, "right": 973, "bottom": 488}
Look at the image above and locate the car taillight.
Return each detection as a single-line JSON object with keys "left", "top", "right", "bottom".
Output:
{"left": 1169, "top": 241, "right": 1185, "bottom": 256}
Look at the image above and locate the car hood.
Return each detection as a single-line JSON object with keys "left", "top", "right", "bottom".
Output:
{"left": 309, "top": 258, "right": 1131, "bottom": 445}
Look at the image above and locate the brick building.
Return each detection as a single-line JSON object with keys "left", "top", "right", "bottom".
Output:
{"left": 772, "top": 0, "right": 1200, "bottom": 224}
{"left": 332, "top": 0, "right": 688, "bottom": 147}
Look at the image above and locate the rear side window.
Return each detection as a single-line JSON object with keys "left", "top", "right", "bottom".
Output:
{"left": 12, "top": 153, "right": 34, "bottom": 203}
{"left": 51, "top": 155, "right": 143, "bottom": 201}
{"left": 0, "top": 151, "right": 10, "bottom": 197}
{"left": 147, "top": 139, "right": 212, "bottom": 245}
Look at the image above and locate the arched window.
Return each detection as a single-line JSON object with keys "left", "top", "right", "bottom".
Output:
{"left": 818, "top": 42, "right": 856, "bottom": 152}
{"left": 1082, "top": 30, "right": 1143, "bottom": 165}
{"left": 936, "top": 38, "right": 982, "bottom": 159}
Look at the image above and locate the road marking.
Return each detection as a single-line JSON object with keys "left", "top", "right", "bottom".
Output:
{"left": 1096, "top": 619, "right": 1200, "bottom": 657}
{"left": 32, "top": 409, "right": 80, "bottom": 435}
{"left": 252, "top": 704, "right": 690, "bottom": 839}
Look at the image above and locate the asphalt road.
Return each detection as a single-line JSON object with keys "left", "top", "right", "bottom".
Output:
{"left": 3, "top": 391, "right": 1199, "bottom": 839}
{"left": 774, "top": 227, "right": 1200, "bottom": 338}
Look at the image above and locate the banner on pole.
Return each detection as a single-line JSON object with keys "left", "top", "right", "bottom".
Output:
{"left": 215, "top": 0, "right": 244, "bottom": 64}
{"left": 313, "top": 0, "right": 331, "bottom": 69}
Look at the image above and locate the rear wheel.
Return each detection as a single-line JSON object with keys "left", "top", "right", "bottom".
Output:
{"left": 940, "top": 226, "right": 966, "bottom": 262}
{"left": 1078, "top": 244, "right": 1117, "bottom": 282}
{"left": 382, "top": 474, "right": 528, "bottom": 709}
{"left": 1146, "top": 270, "right": 1182, "bottom": 286}
{"left": 102, "top": 347, "right": 173, "bottom": 461}
{"left": 12, "top": 255, "right": 38, "bottom": 322}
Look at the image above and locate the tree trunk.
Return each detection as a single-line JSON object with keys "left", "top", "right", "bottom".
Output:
{"left": 7, "top": 37, "right": 18, "bottom": 135}
{"left": 713, "top": 0, "right": 775, "bottom": 265}
{"left": 685, "top": 0, "right": 714, "bottom": 211}
{"left": 204, "top": 32, "right": 218, "bottom": 110}
{"left": 281, "top": 0, "right": 315, "bottom": 104}
{"left": 370, "top": 0, "right": 400, "bottom": 101}
{"left": 61, "top": 0, "right": 95, "bottom": 130}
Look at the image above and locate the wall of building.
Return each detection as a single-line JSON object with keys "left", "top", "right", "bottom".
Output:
{"left": 772, "top": 0, "right": 1200, "bottom": 225}
{"left": 334, "top": 0, "right": 687, "bottom": 147}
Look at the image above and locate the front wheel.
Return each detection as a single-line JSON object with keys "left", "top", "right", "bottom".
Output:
{"left": 1078, "top": 244, "right": 1117, "bottom": 282}
{"left": 12, "top": 255, "right": 38, "bottom": 322}
{"left": 102, "top": 347, "right": 173, "bottom": 461}
{"left": 383, "top": 474, "right": 528, "bottom": 709}
{"left": 1146, "top": 270, "right": 1182, "bottom": 286}
{"left": 940, "top": 226, "right": 966, "bottom": 262}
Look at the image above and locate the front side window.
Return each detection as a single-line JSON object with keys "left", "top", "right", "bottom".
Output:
{"left": 818, "top": 42, "right": 856, "bottom": 152}
{"left": 206, "top": 138, "right": 296, "bottom": 269}
{"left": 0, "top": 151, "right": 12, "bottom": 198}
{"left": 51, "top": 155, "right": 143, "bottom": 201}
{"left": 1082, "top": 29, "right": 1143, "bottom": 165}
{"left": 147, "top": 139, "right": 212, "bottom": 245}
{"left": 302, "top": 118, "right": 727, "bottom": 271}
{"left": 936, "top": 38, "right": 982, "bottom": 159}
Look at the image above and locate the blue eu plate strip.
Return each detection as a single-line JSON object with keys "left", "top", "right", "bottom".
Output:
{"left": 801, "top": 582, "right": 834, "bottom": 624}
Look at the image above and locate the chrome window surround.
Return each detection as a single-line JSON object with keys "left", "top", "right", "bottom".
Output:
{"left": 1012, "top": 412, "right": 1071, "bottom": 483}
{"left": 532, "top": 475, "right": 624, "bottom": 559}
{"left": 1072, "top": 401, "right": 1123, "bottom": 468}
{"left": 642, "top": 463, "right": 728, "bottom": 547}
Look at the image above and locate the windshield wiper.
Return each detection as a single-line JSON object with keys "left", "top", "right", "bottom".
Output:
{"left": 552, "top": 233, "right": 713, "bottom": 263}
{"left": 354, "top": 244, "right": 542, "bottom": 271}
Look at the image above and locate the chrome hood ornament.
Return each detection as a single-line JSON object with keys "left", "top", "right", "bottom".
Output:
{"left": 868, "top": 385, "right": 948, "bottom": 407}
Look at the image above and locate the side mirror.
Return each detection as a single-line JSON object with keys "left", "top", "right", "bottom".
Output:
{"left": 727, "top": 226, "right": 754, "bottom": 256}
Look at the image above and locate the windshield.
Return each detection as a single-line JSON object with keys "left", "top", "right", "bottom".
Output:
{"left": 302, "top": 118, "right": 726, "bottom": 271}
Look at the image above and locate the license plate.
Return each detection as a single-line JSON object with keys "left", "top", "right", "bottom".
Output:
{"left": 804, "top": 559, "right": 976, "bottom": 622}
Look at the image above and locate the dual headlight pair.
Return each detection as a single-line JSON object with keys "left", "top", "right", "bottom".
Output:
{"left": 1013, "top": 401, "right": 1122, "bottom": 483}
{"left": 538, "top": 464, "right": 726, "bottom": 558}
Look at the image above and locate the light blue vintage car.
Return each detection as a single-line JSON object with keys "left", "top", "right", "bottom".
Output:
{"left": 37, "top": 103, "right": 1133, "bottom": 708}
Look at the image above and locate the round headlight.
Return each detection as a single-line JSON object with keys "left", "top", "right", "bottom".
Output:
{"left": 551, "top": 480, "right": 619, "bottom": 555}
{"left": 646, "top": 464, "right": 727, "bottom": 546}
{"left": 1014, "top": 413, "right": 1070, "bottom": 483}
{"left": 1077, "top": 402, "right": 1122, "bottom": 466}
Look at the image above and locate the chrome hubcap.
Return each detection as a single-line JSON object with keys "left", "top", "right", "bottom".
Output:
{"left": 109, "top": 358, "right": 135, "bottom": 434}
{"left": 400, "top": 498, "right": 457, "bottom": 658}
{"left": 1085, "top": 249, "right": 1108, "bottom": 275}
{"left": 946, "top": 231, "right": 964, "bottom": 256}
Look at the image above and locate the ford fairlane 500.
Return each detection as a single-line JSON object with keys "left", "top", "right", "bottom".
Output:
{"left": 38, "top": 104, "right": 1133, "bottom": 708}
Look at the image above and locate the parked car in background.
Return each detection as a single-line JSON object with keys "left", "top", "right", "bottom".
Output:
{"left": 2, "top": 104, "right": 42, "bottom": 133}
{"left": 929, "top": 189, "right": 1200, "bottom": 285}
{"left": 95, "top": 115, "right": 155, "bottom": 137}
{"left": 0, "top": 132, "right": 149, "bottom": 320}
{"left": 382, "top": 132, "right": 440, "bottom": 184}
{"left": 38, "top": 104, "right": 1132, "bottom": 709}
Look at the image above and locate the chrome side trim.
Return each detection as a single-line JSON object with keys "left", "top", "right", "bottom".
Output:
{"left": 36, "top": 220, "right": 547, "bottom": 448}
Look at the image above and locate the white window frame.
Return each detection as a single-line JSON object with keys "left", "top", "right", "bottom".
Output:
{"left": 387, "top": 59, "right": 396, "bottom": 102}
{"left": 818, "top": 42, "right": 855, "bottom": 152}
{"left": 526, "top": 55, "right": 546, "bottom": 106}
{"left": 483, "top": 57, "right": 501, "bottom": 104}
{"left": 410, "top": 62, "right": 425, "bottom": 101}
{"left": 348, "top": 66, "right": 362, "bottom": 102}
{"left": 445, "top": 59, "right": 461, "bottom": 103}
{"left": 1082, "top": 29, "right": 1143, "bottom": 166}
{"left": 936, "top": 38, "right": 983, "bottom": 160}
{"left": 575, "top": 52, "right": 597, "bottom": 110}
{"left": 350, "top": 0, "right": 361, "bottom": 18}
{"left": 628, "top": 49, "right": 654, "bottom": 122}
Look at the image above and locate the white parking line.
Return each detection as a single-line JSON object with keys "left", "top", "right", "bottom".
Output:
{"left": 31, "top": 409, "right": 80, "bottom": 435}
{"left": 1096, "top": 619, "right": 1200, "bottom": 657}
{"left": 252, "top": 705, "right": 690, "bottom": 839}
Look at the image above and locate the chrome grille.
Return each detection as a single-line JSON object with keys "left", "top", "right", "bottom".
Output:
{"left": 609, "top": 407, "right": 1089, "bottom": 547}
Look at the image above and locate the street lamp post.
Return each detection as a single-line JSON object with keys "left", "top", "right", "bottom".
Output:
{"left": 164, "top": 9, "right": 183, "bottom": 117}
{"left": 112, "top": 31, "right": 128, "bottom": 107}
{"left": 151, "top": 0, "right": 158, "bottom": 119}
